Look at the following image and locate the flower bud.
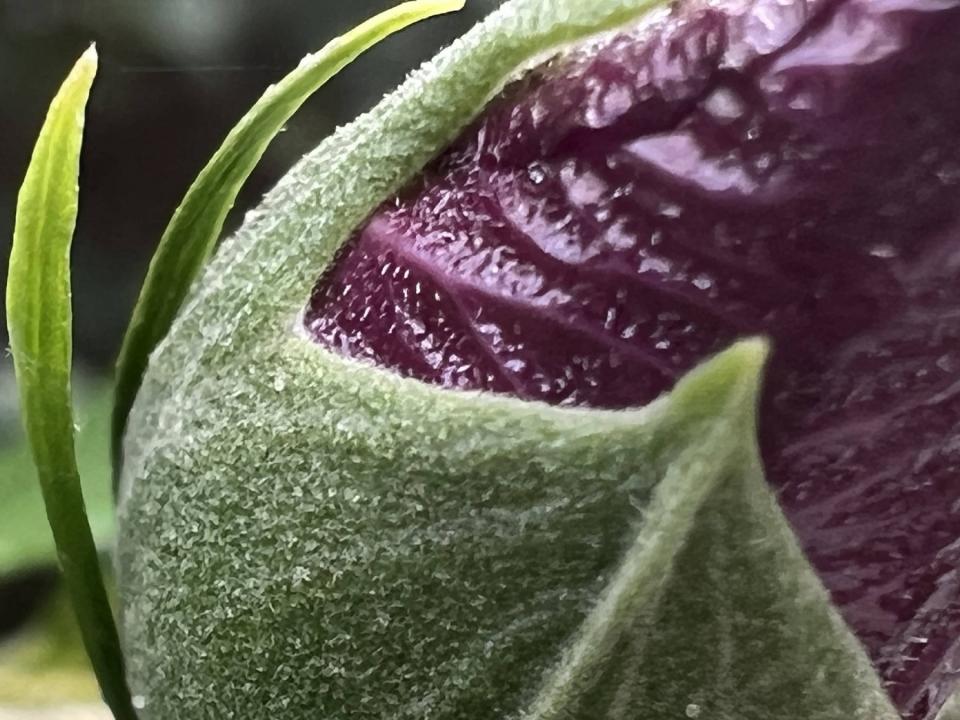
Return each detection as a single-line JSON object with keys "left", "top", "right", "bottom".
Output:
{"left": 118, "top": 2, "right": 960, "bottom": 718}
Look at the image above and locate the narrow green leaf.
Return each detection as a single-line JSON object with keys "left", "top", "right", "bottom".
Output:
{"left": 0, "top": 377, "right": 115, "bottom": 579}
{"left": 5, "top": 47, "right": 137, "bottom": 720}
{"left": 111, "top": 0, "right": 465, "bottom": 476}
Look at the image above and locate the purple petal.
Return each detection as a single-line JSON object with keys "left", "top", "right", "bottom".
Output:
{"left": 305, "top": 1, "right": 960, "bottom": 717}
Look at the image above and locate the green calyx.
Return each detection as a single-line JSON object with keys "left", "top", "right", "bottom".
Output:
{"left": 115, "top": 0, "right": 898, "bottom": 718}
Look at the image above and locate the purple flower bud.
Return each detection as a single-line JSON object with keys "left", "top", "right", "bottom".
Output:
{"left": 306, "top": 2, "right": 960, "bottom": 716}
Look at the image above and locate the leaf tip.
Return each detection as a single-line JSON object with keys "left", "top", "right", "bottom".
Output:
{"left": 719, "top": 335, "right": 771, "bottom": 412}
{"left": 61, "top": 45, "right": 98, "bottom": 99}
{"left": 77, "top": 44, "right": 99, "bottom": 79}
{"left": 664, "top": 336, "right": 770, "bottom": 428}
{"left": 728, "top": 335, "right": 771, "bottom": 375}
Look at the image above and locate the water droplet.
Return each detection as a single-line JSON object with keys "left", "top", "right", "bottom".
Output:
{"left": 753, "top": 152, "right": 775, "bottom": 173}
{"left": 869, "top": 243, "right": 899, "bottom": 259}
{"left": 505, "top": 358, "right": 527, "bottom": 373}
{"left": 937, "top": 354, "right": 957, "bottom": 373}
{"left": 133, "top": 696, "right": 147, "bottom": 710}
{"left": 788, "top": 90, "right": 816, "bottom": 111}
{"left": 936, "top": 162, "right": 960, "bottom": 186}
{"left": 273, "top": 375, "right": 286, "bottom": 393}
{"left": 658, "top": 201, "right": 684, "bottom": 219}
{"left": 704, "top": 87, "right": 746, "bottom": 122}
{"left": 686, "top": 703, "right": 701, "bottom": 718}
{"left": 407, "top": 318, "right": 427, "bottom": 336}
{"left": 640, "top": 257, "right": 672, "bottom": 274}
{"left": 527, "top": 162, "right": 547, "bottom": 185}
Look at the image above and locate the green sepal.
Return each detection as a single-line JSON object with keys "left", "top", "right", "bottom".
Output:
{"left": 120, "top": 335, "right": 895, "bottom": 719}
{"left": 526, "top": 342, "right": 896, "bottom": 720}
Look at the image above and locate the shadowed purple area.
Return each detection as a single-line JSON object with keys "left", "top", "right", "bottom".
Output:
{"left": 305, "top": 1, "right": 960, "bottom": 717}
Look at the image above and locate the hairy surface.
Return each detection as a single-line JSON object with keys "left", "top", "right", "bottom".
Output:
{"left": 305, "top": 1, "right": 960, "bottom": 716}
{"left": 118, "top": 0, "right": 949, "bottom": 718}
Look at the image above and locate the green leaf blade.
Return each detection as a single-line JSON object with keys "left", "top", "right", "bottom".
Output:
{"left": 6, "top": 46, "right": 136, "bottom": 720}
{"left": 0, "top": 377, "right": 115, "bottom": 579}
{"left": 111, "top": 0, "right": 465, "bottom": 475}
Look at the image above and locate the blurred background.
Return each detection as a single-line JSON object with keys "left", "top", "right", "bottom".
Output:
{"left": 0, "top": 1, "right": 498, "bottom": 715}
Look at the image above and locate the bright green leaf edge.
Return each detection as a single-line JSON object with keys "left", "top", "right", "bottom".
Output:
{"left": 116, "top": 0, "right": 901, "bottom": 717}
{"left": 0, "top": 378, "right": 115, "bottom": 579}
{"left": 110, "top": 0, "right": 465, "bottom": 480}
{"left": 6, "top": 47, "right": 136, "bottom": 720}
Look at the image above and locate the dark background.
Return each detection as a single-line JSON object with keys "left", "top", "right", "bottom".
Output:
{"left": 0, "top": 0, "right": 498, "bottom": 369}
